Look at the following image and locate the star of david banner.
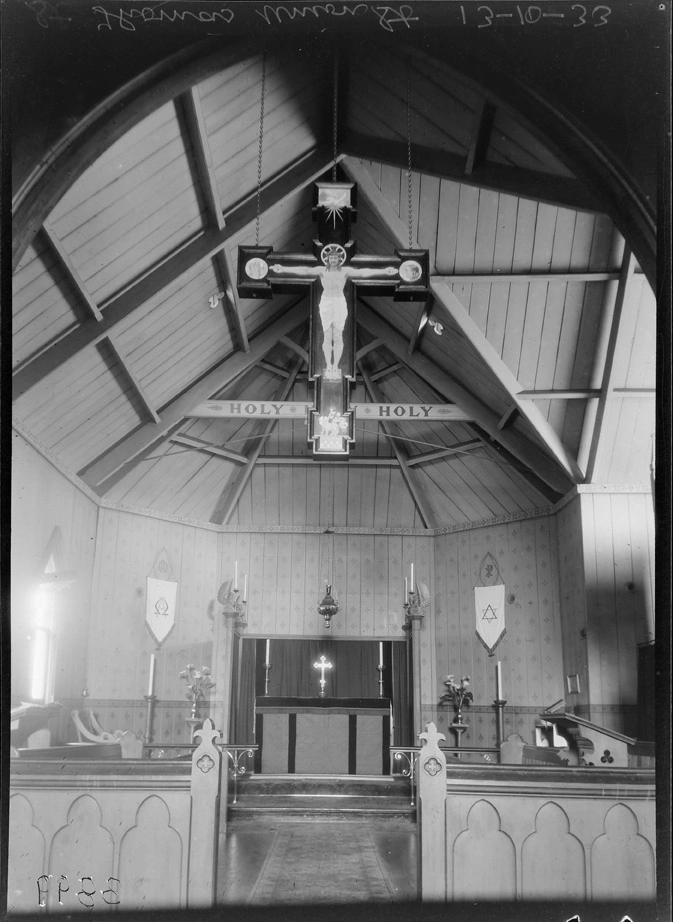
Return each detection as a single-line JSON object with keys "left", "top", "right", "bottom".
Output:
{"left": 146, "top": 577, "right": 178, "bottom": 646}
{"left": 474, "top": 584, "right": 506, "bottom": 655}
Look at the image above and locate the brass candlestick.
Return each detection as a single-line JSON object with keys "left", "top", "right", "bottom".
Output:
{"left": 144, "top": 694, "right": 157, "bottom": 746}
{"left": 494, "top": 698, "right": 507, "bottom": 747}
{"left": 377, "top": 664, "right": 386, "bottom": 698}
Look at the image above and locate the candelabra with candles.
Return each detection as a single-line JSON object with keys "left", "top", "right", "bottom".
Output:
{"left": 218, "top": 567, "right": 248, "bottom": 628}
{"left": 403, "top": 564, "right": 430, "bottom": 630}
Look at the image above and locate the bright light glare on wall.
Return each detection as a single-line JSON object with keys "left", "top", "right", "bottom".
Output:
{"left": 31, "top": 588, "right": 55, "bottom": 703}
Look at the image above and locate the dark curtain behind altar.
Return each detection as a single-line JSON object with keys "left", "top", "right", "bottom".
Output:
{"left": 230, "top": 638, "right": 411, "bottom": 746}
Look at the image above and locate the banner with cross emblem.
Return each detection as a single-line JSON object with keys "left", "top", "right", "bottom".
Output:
{"left": 474, "top": 552, "right": 506, "bottom": 655}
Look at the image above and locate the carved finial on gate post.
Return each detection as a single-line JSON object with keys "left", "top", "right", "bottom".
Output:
{"left": 417, "top": 722, "right": 448, "bottom": 902}
{"left": 189, "top": 718, "right": 221, "bottom": 907}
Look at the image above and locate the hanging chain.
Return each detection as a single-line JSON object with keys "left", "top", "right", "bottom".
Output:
{"left": 255, "top": 51, "right": 267, "bottom": 246}
{"left": 332, "top": 51, "right": 339, "bottom": 181}
{"left": 406, "top": 58, "right": 413, "bottom": 249}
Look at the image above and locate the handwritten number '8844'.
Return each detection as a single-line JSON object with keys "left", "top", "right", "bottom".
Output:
{"left": 37, "top": 875, "right": 120, "bottom": 908}
{"left": 460, "top": 5, "right": 611, "bottom": 27}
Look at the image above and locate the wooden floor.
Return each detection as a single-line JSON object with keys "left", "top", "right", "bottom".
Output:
{"left": 217, "top": 818, "right": 418, "bottom": 904}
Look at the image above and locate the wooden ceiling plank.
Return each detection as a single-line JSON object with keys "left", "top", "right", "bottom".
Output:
{"left": 210, "top": 353, "right": 306, "bottom": 526}
{"left": 432, "top": 278, "right": 584, "bottom": 484}
{"left": 433, "top": 270, "right": 619, "bottom": 283}
{"left": 358, "top": 360, "right": 435, "bottom": 529}
{"left": 78, "top": 301, "right": 307, "bottom": 487}
{"left": 346, "top": 158, "right": 581, "bottom": 489}
{"left": 358, "top": 301, "right": 570, "bottom": 496}
{"left": 341, "top": 134, "right": 603, "bottom": 213}
{"left": 106, "top": 334, "right": 161, "bottom": 424}
{"left": 41, "top": 223, "right": 103, "bottom": 321}
{"left": 13, "top": 146, "right": 336, "bottom": 399}
{"left": 583, "top": 249, "right": 638, "bottom": 482}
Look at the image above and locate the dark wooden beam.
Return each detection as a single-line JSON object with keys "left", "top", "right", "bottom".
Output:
{"left": 406, "top": 440, "right": 483, "bottom": 467}
{"left": 41, "top": 223, "right": 103, "bottom": 321}
{"left": 78, "top": 301, "right": 307, "bottom": 488}
{"left": 13, "top": 145, "right": 336, "bottom": 399}
{"left": 357, "top": 301, "right": 573, "bottom": 496}
{"left": 370, "top": 362, "right": 403, "bottom": 382}
{"left": 465, "top": 99, "right": 495, "bottom": 176}
{"left": 341, "top": 133, "right": 603, "bottom": 213}
{"left": 210, "top": 352, "right": 306, "bottom": 526}
{"left": 255, "top": 456, "right": 398, "bottom": 466}
{"left": 169, "top": 434, "right": 248, "bottom": 464}
{"left": 584, "top": 249, "right": 638, "bottom": 482}
{"left": 358, "top": 357, "right": 436, "bottom": 529}
{"left": 106, "top": 335, "right": 160, "bottom": 424}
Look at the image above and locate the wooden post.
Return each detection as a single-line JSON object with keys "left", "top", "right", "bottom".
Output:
{"left": 212, "top": 609, "right": 237, "bottom": 737}
{"left": 417, "top": 722, "right": 447, "bottom": 901}
{"left": 409, "top": 613, "right": 425, "bottom": 741}
{"left": 188, "top": 719, "right": 221, "bottom": 907}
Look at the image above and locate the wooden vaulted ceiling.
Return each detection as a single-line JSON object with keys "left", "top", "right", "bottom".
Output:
{"left": 11, "top": 40, "right": 656, "bottom": 532}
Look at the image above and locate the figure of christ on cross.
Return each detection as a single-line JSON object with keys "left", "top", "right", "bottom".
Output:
{"left": 269, "top": 244, "right": 397, "bottom": 381}
{"left": 236, "top": 181, "right": 429, "bottom": 456}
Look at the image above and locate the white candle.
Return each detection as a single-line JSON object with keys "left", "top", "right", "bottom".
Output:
{"left": 265, "top": 639, "right": 270, "bottom": 664}
{"left": 379, "top": 642, "right": 384, "bottom": 667}
{"left": 148, "top": 654, "right": 156, "bottom": 696}
{"left": 404, "top": 577, "right": 408, "bottom": 597}
{"left": 234, "top": 561, "right": 238, "bottom": 590}
{"left": 496, "top": 661, "right": 502, "bottom": 700}
{"left": 243, "top": 574, "right": 247, "bottom": 601}
{"left": 410, "top": 563, "right": 414, "bottom": 593}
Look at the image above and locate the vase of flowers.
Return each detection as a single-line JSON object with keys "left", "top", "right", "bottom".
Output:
{"left": 178, "top": 664, "right": 215, "bottom": 720}
{"left": 439, "top": 675, "right": 473, "bottom": 724}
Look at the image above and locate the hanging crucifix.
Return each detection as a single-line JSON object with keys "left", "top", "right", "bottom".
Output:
{"left": 237, "top": 181, "right": 429, "bottom": 456}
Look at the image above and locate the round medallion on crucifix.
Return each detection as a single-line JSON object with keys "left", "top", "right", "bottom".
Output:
{"left": 320, "top": 244, "right": 347, "bottom": 266}
{"left": 399, "top": 260, "right": 422, "bottom": 283}
{"left": 244, "top": 257, "right": 269, "bottom": 280}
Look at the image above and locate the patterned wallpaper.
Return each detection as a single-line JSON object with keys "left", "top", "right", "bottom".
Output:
{"left": 12, "top": 435, "right": 654, "bottom": 747}
{"left": 427, "top": 515, "right": 565, "bottom": 747}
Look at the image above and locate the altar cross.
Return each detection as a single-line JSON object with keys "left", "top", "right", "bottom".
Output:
{"left": 237, "top": 181, "right": 429, "bottom": 456}
{"left": 313, "top": 654, "right": 333, "bottom": 698}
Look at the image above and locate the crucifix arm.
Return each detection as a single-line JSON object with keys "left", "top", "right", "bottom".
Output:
{"left": 269, "top": 264, "right": 321, "bottom": 277}
{"left": 346, "top": 266, "right": 398, "bottom": 279}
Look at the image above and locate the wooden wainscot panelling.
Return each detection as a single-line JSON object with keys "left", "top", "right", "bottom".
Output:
{"left": 416, "top": 757, "right": 655, "bottom": 904}
{"left": 8, "top": 727, "right": 221, "bottom": 914}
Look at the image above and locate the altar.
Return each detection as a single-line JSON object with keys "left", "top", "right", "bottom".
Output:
{"left": 255, "top": 697, "right": 392, "bottom": 775}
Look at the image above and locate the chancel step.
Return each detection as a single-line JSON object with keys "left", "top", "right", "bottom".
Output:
{"left": 229, "top": 774, "right": 415, "bottom": 822}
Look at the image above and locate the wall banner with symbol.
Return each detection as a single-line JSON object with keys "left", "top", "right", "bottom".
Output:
{"left": 146, "top": 577, "right": 178, "bottom": 646}
{"left": 474, "top": 584, "right": 506, "bottom": 655}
